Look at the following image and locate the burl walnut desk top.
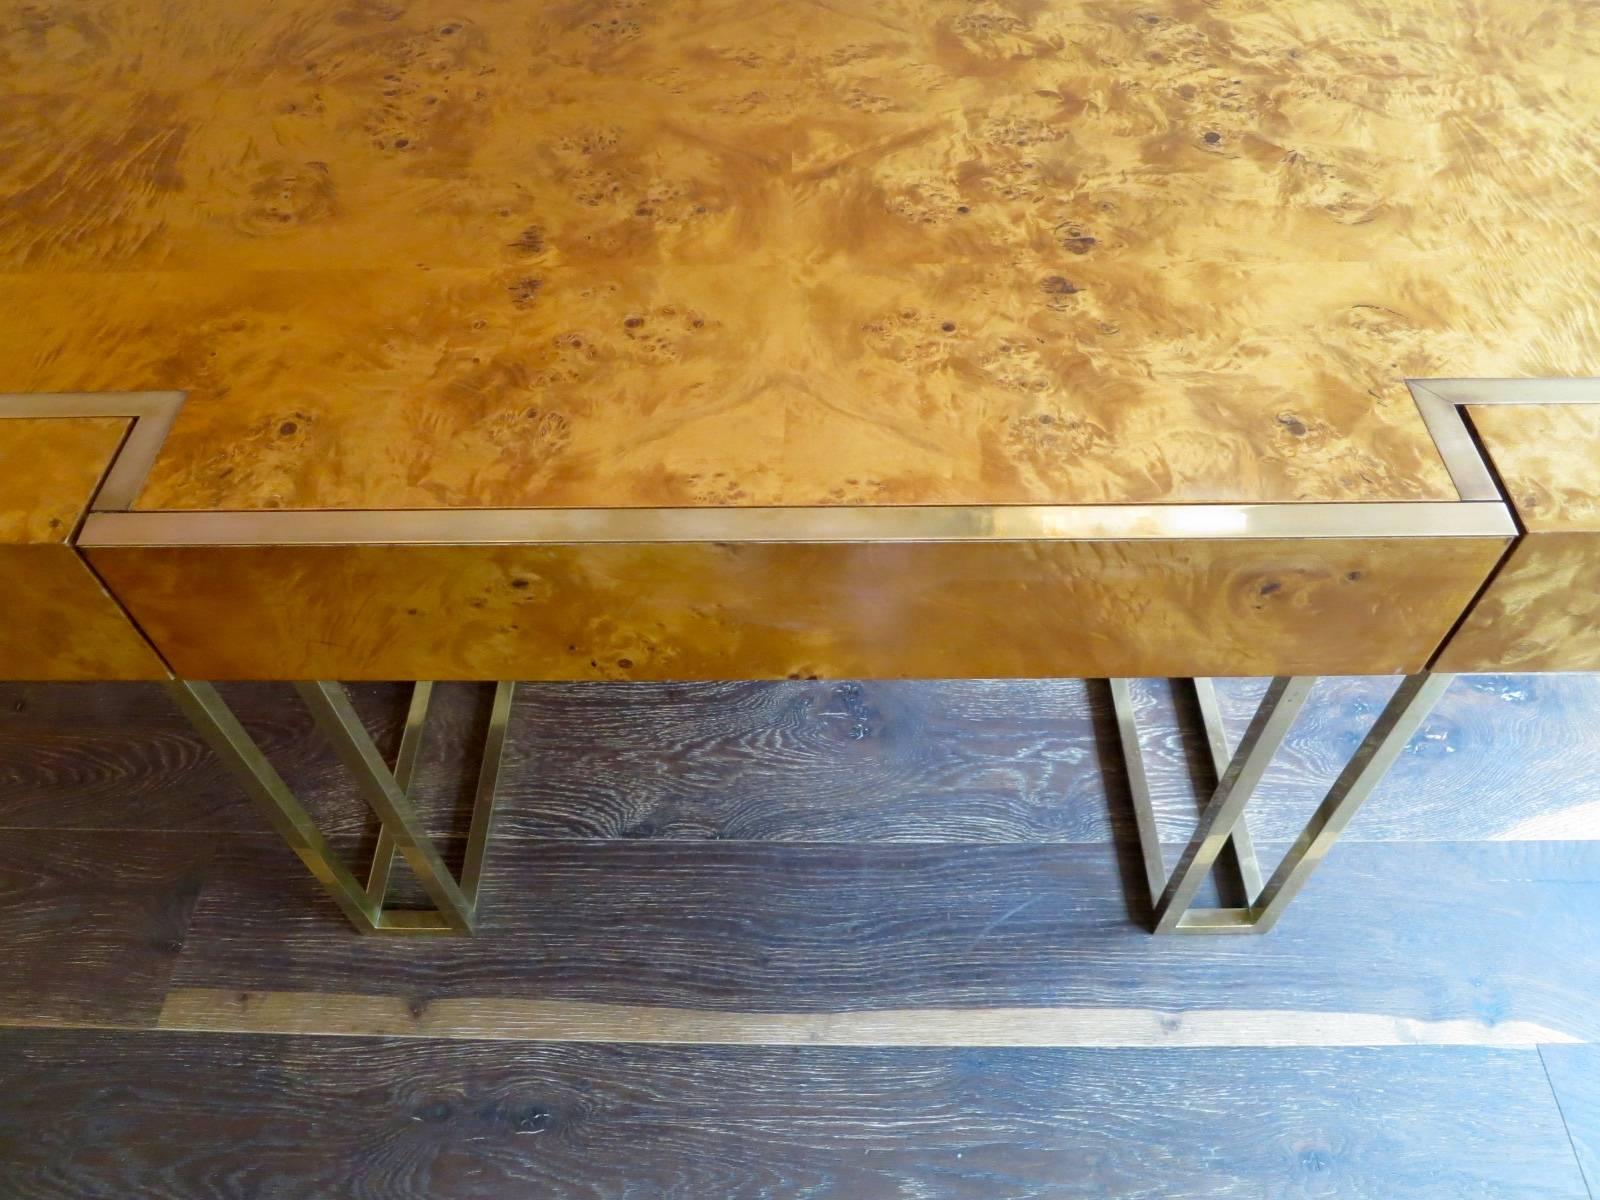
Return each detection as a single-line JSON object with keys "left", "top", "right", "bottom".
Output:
{"left": 3, "top": 0, "right": 1599, "bottom": 682}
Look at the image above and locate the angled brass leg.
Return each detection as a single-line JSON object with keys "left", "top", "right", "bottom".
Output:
{"left": 460, "top": 679, "right": 515, "bottom": 901}
{"left": 1111, "top": 674, "right": 1453, "bottom": 934}
{"left": 364, "top": 682, "right": 432, "bottom": 908}
{"left": 294, "top": 681, "right": 476, "bottom": 932}
{"left": 362, "top": 680, "right": 515, "bottom": 933}
{"left": 1248, "top": 673, "right": 1455, "bottom": 932}
{"left": 169, "top": 679, "right": 516, "bottom": 936}
{"left": 1108, "top": 678, "right": 1168, "bottom": 907}
{"left": 165, "top": 680, "right": 383, "bottom": 933}
{"left": 1190, "top": 677, "right": 1265, "bottom": 901}
{"left": 1156, "top": 677, "right": 1316, "bottom": 931}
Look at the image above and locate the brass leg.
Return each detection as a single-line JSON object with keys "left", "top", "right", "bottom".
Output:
{"left": 364, "top": 681, "right": 432, "bottom": 908}
{"left": 1190, "top": 677, "right": 1265, "bottom": 901}
{"left": 1108, "top": 678, "right": 1170, "bottom": 907}
{"left": 1248, "top": 673, "right": 1455, "bottom": 933}
{"left": 166, "top": 680, "right": 383, "bottom": 933}
{"left": 168, "top": 679, "right": 516, "bottom": 936}
{"left": 1110, "top": 674, "right": 1452, "bottom": 934}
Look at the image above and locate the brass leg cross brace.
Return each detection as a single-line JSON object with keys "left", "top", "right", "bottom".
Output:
{"left": 166, "top": 679, "right": 515, "bottom": 935}
{"left": 1111, "top": 674, "right": 1454, "bottom": 933}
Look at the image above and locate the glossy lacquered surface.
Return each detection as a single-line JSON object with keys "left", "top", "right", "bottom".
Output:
{"left": 6, "top": 0, "right": 1599, "bottom": 513}
{"left": 0, "top": 419, "right": 169, "bottom": 680}
{"left": 87, "top": 536, "right": 1505, "bottom": 680}
{"left": 0, "top": 418, "right": 126, "bottom": 543}
{"left": 1436, "top": 405, "right": 1600, "bottom": 673}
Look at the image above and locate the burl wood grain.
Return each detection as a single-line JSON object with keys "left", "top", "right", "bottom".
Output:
{"left": 1466, "top": 406, "right": 1600, "bottom": 535}
{"left": 0, "top": 419, "right": 169, "bottom": 679}
{"left": 1435, "top": 405, "right": 1600, "bottom": 673}
{"left": 0, "top": 417, "right": 125, "bottom": 543}
{"left": 88, "top": 535, "right": 1504, "bottom": 680}
{"left": 6, "top": 0, "right": 1598, "bottom": 511}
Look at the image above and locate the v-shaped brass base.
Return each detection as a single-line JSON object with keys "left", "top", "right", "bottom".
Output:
{"left": 1111, "top": 674, "right": 1454, "bottom": 934}
{"left": 167, "top": 678, "right": 515, "bottom": 935}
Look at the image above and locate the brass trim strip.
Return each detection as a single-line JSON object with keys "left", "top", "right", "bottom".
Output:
{"left": 79, "top": 500, "right": 1514, "bottom": 546}
{"left": 1416, "top": 378, "right": 1600, "bottom": 404}
{"left": 1406, "top": 378, "right": 1600, "bottom": 503}
{"left": 1407, "top": 383, "right": 1503, "bottom": 502}
{"left": 0, "top": 391, "right": 184, "bottom": 511}
{"left": 19, "top": 380, "right": 1600, "bottom": 547}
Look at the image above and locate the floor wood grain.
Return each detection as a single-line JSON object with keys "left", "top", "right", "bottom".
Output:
{"left": 163, "top": 838, "right": 1600, "bottom": 1043}
{"left": 1208, "top": 674, "right": 1600, "bottom": 843}
{"left": 1, "top": 677, "right": 1596, "bottom": 1197}
{"left": 0, "top": 682, "right": 414, "bottom": 835}
{"left": 0, "top": 1032, "right": 1586, "bottom": 1200}
{"left": 0, "top": 832, "right": 212, "bottom": 1028}
{"left": 3, "top": 675, "right": 1598, "bottom": 844}
{"left": 1543, "top": 1044, "right": 1600, "bottom": 1199}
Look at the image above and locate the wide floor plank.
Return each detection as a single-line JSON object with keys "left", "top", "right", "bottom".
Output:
{"left": 1209, "top": 674, "right": 1600, "bottom": 842}
{"left": 1543, "top": 1044, "right": 1600, "bottom": 1198}
{"left": 0, "top": 1031, "right": 1586, "bottom": 1200}
{"left": 0, "top": 831, "right": 212, "bottom": 1028}
{"left": 3, "top": 676, "right": 1598, "bottom": 844}
{"left": 165, "top": 838, "right": 1600, "bottom": 1043}
{"left": 0, "top": 682, "right": 414, "bottom": 835}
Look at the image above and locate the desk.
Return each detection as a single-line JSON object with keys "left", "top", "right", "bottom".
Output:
{"left": 3, "top": 0, "right": 1598, "bottom": 932}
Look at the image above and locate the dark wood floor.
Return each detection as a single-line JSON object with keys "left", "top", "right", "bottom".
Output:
{"left": 1, "top": 676, "right": 1597, "bottom": 1197}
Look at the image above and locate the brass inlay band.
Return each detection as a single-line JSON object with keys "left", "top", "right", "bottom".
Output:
{"left": 18, "top": 383, "right": 1600, "bottom": 551}
{"left": 0, "top": 392, "right": 184, "bottom": 512}
{"left": 78, "top": 499, "right": 1515, "bottom": 547}
{"left": 1407, "top": 379, "right": 1600, "bottom": 504}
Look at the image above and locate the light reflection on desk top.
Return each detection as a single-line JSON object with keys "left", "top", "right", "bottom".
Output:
{"left": 3, "top": 0, "right": 1597, "bottom": 513}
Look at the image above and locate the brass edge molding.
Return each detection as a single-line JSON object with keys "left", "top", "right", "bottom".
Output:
{"left": 0, "top": 391, "right": 185, "bottom": 511}
{"left": 0, "top": 391, "right": 185, "bottom": 679}
{"left": 79, "top": 500, "right": 1514, "bottom": 546}
{"left": 26, "top": 381, "right": 1600, "bottom": 547}
{"left": 1410, "top": 379, "right": 1600, "bottom": 676}
{"left": 1406, "top": 378, "right": 1600, "bottom": 503}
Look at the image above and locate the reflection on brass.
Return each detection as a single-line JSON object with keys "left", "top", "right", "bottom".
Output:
{"left": 81, "top": 500, "right": 1515, "bottom": 547}
{"left": 1113, "top": 673, "right": 1455, "bottom": 934}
